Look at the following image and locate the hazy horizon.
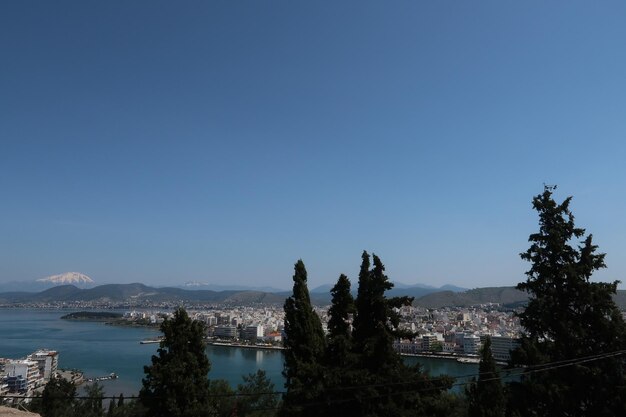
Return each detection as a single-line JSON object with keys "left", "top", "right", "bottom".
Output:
{"left": 2, "top": 1, "right": 625, "bottom": 290}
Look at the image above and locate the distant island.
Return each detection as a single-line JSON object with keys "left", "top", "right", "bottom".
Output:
{"left": 61, "top": 311, "right": 123, "bottom": 321}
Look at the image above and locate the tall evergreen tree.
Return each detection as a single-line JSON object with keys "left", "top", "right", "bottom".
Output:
{"left": 352, "top": 251, "right": 372, "bottom": 350}
{"left": 318, "top": 273, "right": 361, "bottom": 417}
{"left": 353, "top": 252, "right": 413, "bottom": 372}
{"left": 326, "top": 273, "right": 355, "bottom": 367}
{"left": 139, "top": 307, "right": 213, "bottom": 417}
{"left": 510, "top": 187, "right": 626, "bottom": 417}
{"left": 349, "top": 252, "right": 452, "bottom": 416}
{"left": 466, "top": 337, "right": 505, "bottom": 417}
{"left": 280, "top": 259, "right": 326, "bottom": 417}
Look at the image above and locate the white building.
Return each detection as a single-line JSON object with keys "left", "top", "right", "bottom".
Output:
{"left": 28, "top": 350, "right": 58, "bottom": 382}
{"left": 5, "top": 360, "right": 41, "bottom": 392}
{"left": 463, "top": 334, "right": 481, "bottom": 355}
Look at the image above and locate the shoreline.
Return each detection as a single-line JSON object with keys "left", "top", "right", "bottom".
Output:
{"left": 208, "top": 341, "right": 285, "bottom": 351}
{"left": 400, "top": 352, "right": 481, "bottom": 364}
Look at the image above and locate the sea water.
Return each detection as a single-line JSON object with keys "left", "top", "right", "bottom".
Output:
{"left": 0, "top": 309, "right": 476, "bottom": 396}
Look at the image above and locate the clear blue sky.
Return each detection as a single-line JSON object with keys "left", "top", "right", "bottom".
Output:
{"left": 1, "top": 1, "right": 625, "bottom": 290}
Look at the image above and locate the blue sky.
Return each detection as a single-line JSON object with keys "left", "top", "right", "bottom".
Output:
{"left": 1, "top": 1, "right": 625, "bottom": 290}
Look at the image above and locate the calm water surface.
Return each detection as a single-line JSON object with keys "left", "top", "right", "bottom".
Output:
{"left": 0, "top": 309, "right": 476, "bottom": 396}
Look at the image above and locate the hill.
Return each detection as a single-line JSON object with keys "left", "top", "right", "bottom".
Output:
{"left": 0, "top": 283, "right": 285, "bottom": 306}
{"left": 414, "top": 286, "right": 626, "bottom": 310}
{"left": 413, "top": 287, "right": 530, "bottom": 308}
{"left": 2, "top": 283, "right": 625, "bottom": 310}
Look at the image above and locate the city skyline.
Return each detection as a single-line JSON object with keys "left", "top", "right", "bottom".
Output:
{"left": 2, "top": 1, "right": 626, "bottom": 289}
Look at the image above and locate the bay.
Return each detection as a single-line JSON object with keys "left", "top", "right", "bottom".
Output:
{"left": 0, "top": 309, "right": 477, "bottom": 396}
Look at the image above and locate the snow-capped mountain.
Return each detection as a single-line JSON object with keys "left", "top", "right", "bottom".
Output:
{"left": 37, "top": 272, "right": 95, "bottom": 285}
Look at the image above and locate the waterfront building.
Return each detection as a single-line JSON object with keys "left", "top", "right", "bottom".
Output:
{"left": 422, "top": 334, "right": 439, "bottom": 351}
{"left": 0, "top": 379, "right": 9, "bottom": 397}
{"left": 243, "top": 325, "right": 264, "bottom": 341}
{"left": 463, "top": 334, "right": 481, "bottom": 355}
{"left": 4, "top": 375, "right": 27, "bottom": 393}
{"left": 393, "top": 339, "right": 421, "bottom": 354}
{"left": 490, "top": 336, "right": 521, "bottom": 362}
{"left": 265, "top": 331, "right": 282, "bottom": 343}
{"left": 4, "top": 360, "right": 41, "bottom": 392}
{"left": 213, "top": 325, "right": 238, "bottom": 339}
{"left": 27, "top": 350, "right": 58, "bottom": 382}
{"left": 443, "top": 342, "right": 456, "bottom": 353}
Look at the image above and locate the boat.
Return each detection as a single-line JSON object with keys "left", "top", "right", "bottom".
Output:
{"left": 456, "top": 357, "right": 481, "bottom": 364}
{"left": 140, "top": 339, "right": 163, "bottom": 344}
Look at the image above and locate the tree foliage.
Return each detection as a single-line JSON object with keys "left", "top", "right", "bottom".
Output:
{"left": 466, "top": 337, "right": 505, "bottom": 417}
{"left": 235, "top": 369, "right": 279, "bottom": 417}
{"left": 139, "top": 307, "right": 213, "bottom": 417}
{"left": 78, "top": 383, "right": 105, "bottom": 417}
{"left": 280, "top": 259, "right": 327, "bottom": 416}
{"left": 282, "top": 252, "right": 454, "bottom": 417}
{"left": 326, "top": 273, "right": 355, "bottom": 368}
{"left": 38, "top": 377, "right": 77, "bottom": 417}
{"left": 510, "top": 187, "right": 626, "bottom": 417}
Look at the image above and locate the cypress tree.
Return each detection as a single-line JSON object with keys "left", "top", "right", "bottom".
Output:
{"left": 353, "top": 253, "right": 413, "bottom": 372}
{"left": 106, "top": 399, "right": 115, "bottom": 417}
{"left": 510, "top": 187, "right": 626, "bottom": 417}
{"left": 352, "top": 251, "right": 372, "bottom": 350}
{"left": 326, "top": 273, "right": 355, "bottom": 367}
{"left": 139, "top": 307, "right": 213, "bottom": 417}
{"left": 467, "top": 337, "right": 505, "bottom": 417}
{"left": 281, "top": 259, "right": 326, "bottom": 417}
{"left": 349, "top": 252, "right": 453, "bottom": 416}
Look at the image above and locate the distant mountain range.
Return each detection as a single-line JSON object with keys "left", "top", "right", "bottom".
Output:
{"left": 2, "top": 282, "right": 625, "bottom": 310}
{"left": 176, "top": 281, "right": 286, "bottom": 293}
{"left": 0, "top": 283, "right": 286, "bottom": 305}
{"left": 0, "top": 282, "right": 513, "bottom": 308}
{"left": 309, "top": 281, "right": 468, "bottom": 304}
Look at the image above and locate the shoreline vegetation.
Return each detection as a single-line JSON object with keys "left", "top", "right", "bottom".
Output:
{"left": 61, "top": 311, "right": 160, "bottom": 328}
{"left": 60, "top": 311, "right": 123, "bottom": 321}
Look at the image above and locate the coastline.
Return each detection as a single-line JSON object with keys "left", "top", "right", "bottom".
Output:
{"left": 400, "top": 352, "right": 481, "bottom": 364}
{"left": 208, "top": 341, "right": 284, "bottom": 351}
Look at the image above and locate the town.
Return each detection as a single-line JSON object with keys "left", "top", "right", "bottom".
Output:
{"left": 1, "top": 301, "right": 522, "bottom": 405}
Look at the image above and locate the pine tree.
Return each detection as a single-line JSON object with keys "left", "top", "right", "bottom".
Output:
{"left": 139, "top": 307, "right": 213, "bottom": 417}
{"left": 280, "top": 259, "right": 326, "bottom": 417}
{"left": 510, "top": 187, "right": 626, "bottom": 417}
{"left": 466, "top": 337, "right": 505, "bottom": 417}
